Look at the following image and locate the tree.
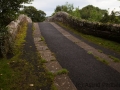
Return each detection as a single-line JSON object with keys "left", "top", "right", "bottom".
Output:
{"left": 0, "top": 0, "right": 33, "bottom": 57}
{"left": 80, "top": 5, "right": 107, "bottom": 21}
{"left": 21, "top": 6, "right": 46, "bottom": 22}
{"left": 100, "top": 10, "right": 120, "bottom": 24}
{"left": 0, "top": 0, "right": 33, "bottom": 28}
{"left": 100, "top": 11, "right": 110, "bottom": 23}
{"left": 72, "top": 7, "right": 81, "bottom": 19}
{"left": 54, "top": 2, "right": 74, "bottom": 15}
{"left": 55, "top": 5, "right": 62, "bottom": 12}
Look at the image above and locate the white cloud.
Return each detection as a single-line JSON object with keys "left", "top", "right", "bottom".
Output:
{"left": 25, "top": 0, "right": 120, "bottom": 16}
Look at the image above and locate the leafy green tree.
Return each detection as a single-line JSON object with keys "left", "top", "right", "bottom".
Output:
{"left": 100, "top": 11, "right": 110, "bottom": 23}
{"left": 80, "top": 5, "right": 107, "bottom": 21}
{"left": 63, "top": 2, "right": 74, "bottom": 14}
{"left": 54, "top": 2, "right": 74, "bottom": 15}
{"left": 101, "top": 10, "right": 120, "bottom": 24}
{"left": 0, "top": 0, "right": 33, "bottom": 57}
{"left": 0, "top": 0, "right": 33, "bottom": 28}
{"left": 55, "top": 5, "right": 62, "bottom": 12}
{"left": 72, "top": 7, "right": 81, "bottom": 19}
{"left": 21, "top": 6, "right": 46, "bottom": 22}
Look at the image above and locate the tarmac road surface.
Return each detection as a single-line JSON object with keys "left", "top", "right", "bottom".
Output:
{"left": 38, "top": 22, "right": 120, "bottom": 90}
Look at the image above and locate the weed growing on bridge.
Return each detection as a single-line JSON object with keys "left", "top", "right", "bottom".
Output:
{"left": 87, "top": 51, "right": 93, "bottom": 54}
{"left": 97, "top": 49, "right": 103, "bottom": 53}
{"left": 108, "top": 55, "right": 120, "bottom": 63}
{"left": 95, "top": 56, "right": 109, "bottom": 65}
{"left": 41, "top": 36, "right": 45, "bottom": 41}
{"left": 56, "top": 68, "right": 69, "bottom": 75}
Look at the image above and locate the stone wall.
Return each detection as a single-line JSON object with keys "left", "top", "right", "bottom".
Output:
{"left": 50, "top": 11, "right": 120, "bottom": 43}
{"left": 7, "top": 14, "right": 32, "bottom": 42}
{"left": 0, "top": 14, "right": 32, "bottom": 57}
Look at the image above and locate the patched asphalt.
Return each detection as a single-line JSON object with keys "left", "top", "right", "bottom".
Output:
{"left": 38, "top": 22, "right": 120, "bottom": 90}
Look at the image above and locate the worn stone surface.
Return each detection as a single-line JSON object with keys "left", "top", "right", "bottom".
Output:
{"left": 45, "top": 61, "right": 62, "bottom": 73}
{"left": 54, "top": 75, "right": 77, "bottom": 90}
{"left": 7, "top": 14, "right": 32, "bottom": 39}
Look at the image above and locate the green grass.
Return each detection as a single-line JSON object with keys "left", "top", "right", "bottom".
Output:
{"left": 95, "top": 56, "right": 109, "bottom": 65}
{"left": 108, "top": 55, "right": 120, "bottom": 62}
{"left": 56, "top": 69, "right": 69, "bottom": 75}
{"left": 97, "top": 49, "right": 103, "bottom": 53}
{"left": 0, "top": 22, "right": 27, "bottom": 89}
{"left": 0, "top": 58, "right": 13, "bottom": 89}
{"left": 57, "top": 22, "right": 120, "bottom": 54}
{"left": 51, "top": 84, "right": 58, "bottom": 90}
{"left": 87, "top": 51, "right": 92, "bottom": 54}
{"left": 41, "top": 36, "right": 45, "bottom": 41}
{"left": 41, "top": 58, "right": 48, "bottom": 63}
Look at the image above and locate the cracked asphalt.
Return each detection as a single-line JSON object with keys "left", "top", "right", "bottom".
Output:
{"left": 38, "top": 22, "right": 120, "bottom": 90}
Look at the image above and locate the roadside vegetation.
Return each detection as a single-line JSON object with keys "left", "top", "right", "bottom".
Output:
{"left": 0, "top": 22, "right": 54, "bottom": 89}
{"left": 53, "top": 2, "right": 120, "bottom": 24}
{"left": 20, "top": 6, "right": 46, "bottom": 22}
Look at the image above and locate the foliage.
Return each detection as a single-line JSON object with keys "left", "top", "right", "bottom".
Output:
{"left": 54, "top": 4, "right": 107, "bottom": 21}
{"left": 80, "top": 5, "right": 107, "bottom": 21}
{"left": 109, "top": 55, "right": 120, "bottom": 62}
{"left": 54, "top": 2, "right": 74, "bottom": 15}
{"left": 0, "top": 0, "right": 33, "bottom": 57}
{"left": 0, "top": 22, "right": 54, "bottom": 89}
{"left": 21, "top": 6, "right": 46, "bottom": 22}
{"left": 56, "top": 69, "right": 69, "bottom": 75}
{"left": 0, "top": 0, "right": 33, "bottom": 27}
{"left": 72, "top": 7, "right": 81, "bottom": 19}
{"left": 100, "top": 10, "right": 120, "bottom": 24}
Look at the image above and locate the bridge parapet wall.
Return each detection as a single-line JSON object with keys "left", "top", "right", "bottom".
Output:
{"left": 50, "top": 11, "right": 120, "bottom": 43}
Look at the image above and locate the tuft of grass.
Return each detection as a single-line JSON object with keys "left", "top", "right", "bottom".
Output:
{"left": 56, "top": 69, "right": 69, "bottom": 75}
{"left": 95, "top": 56, "right": 109, "bottom": 65}
{"left": 87, "top": 51, "right": 92, "bottom": 54}
{"left": 41, "top": 36, "right": 45, "bottom": 41}
{"left": 41, "top": 58, "right": 48, "bottom": 63}
{"left": 102, "top": 59, "right": 109, "bottom": 65}
{"left": 97, "top": 49, "right": 103, "bottom": 53}
{"left": 51, "top": 84, "right": 58, "bottom": 90}
{"left": 108, "top": 55, "right": 120, "bottom": 62}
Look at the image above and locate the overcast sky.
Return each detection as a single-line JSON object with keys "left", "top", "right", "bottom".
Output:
{"left": 26, "top": 0, "right": 120, "bottom": 16}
